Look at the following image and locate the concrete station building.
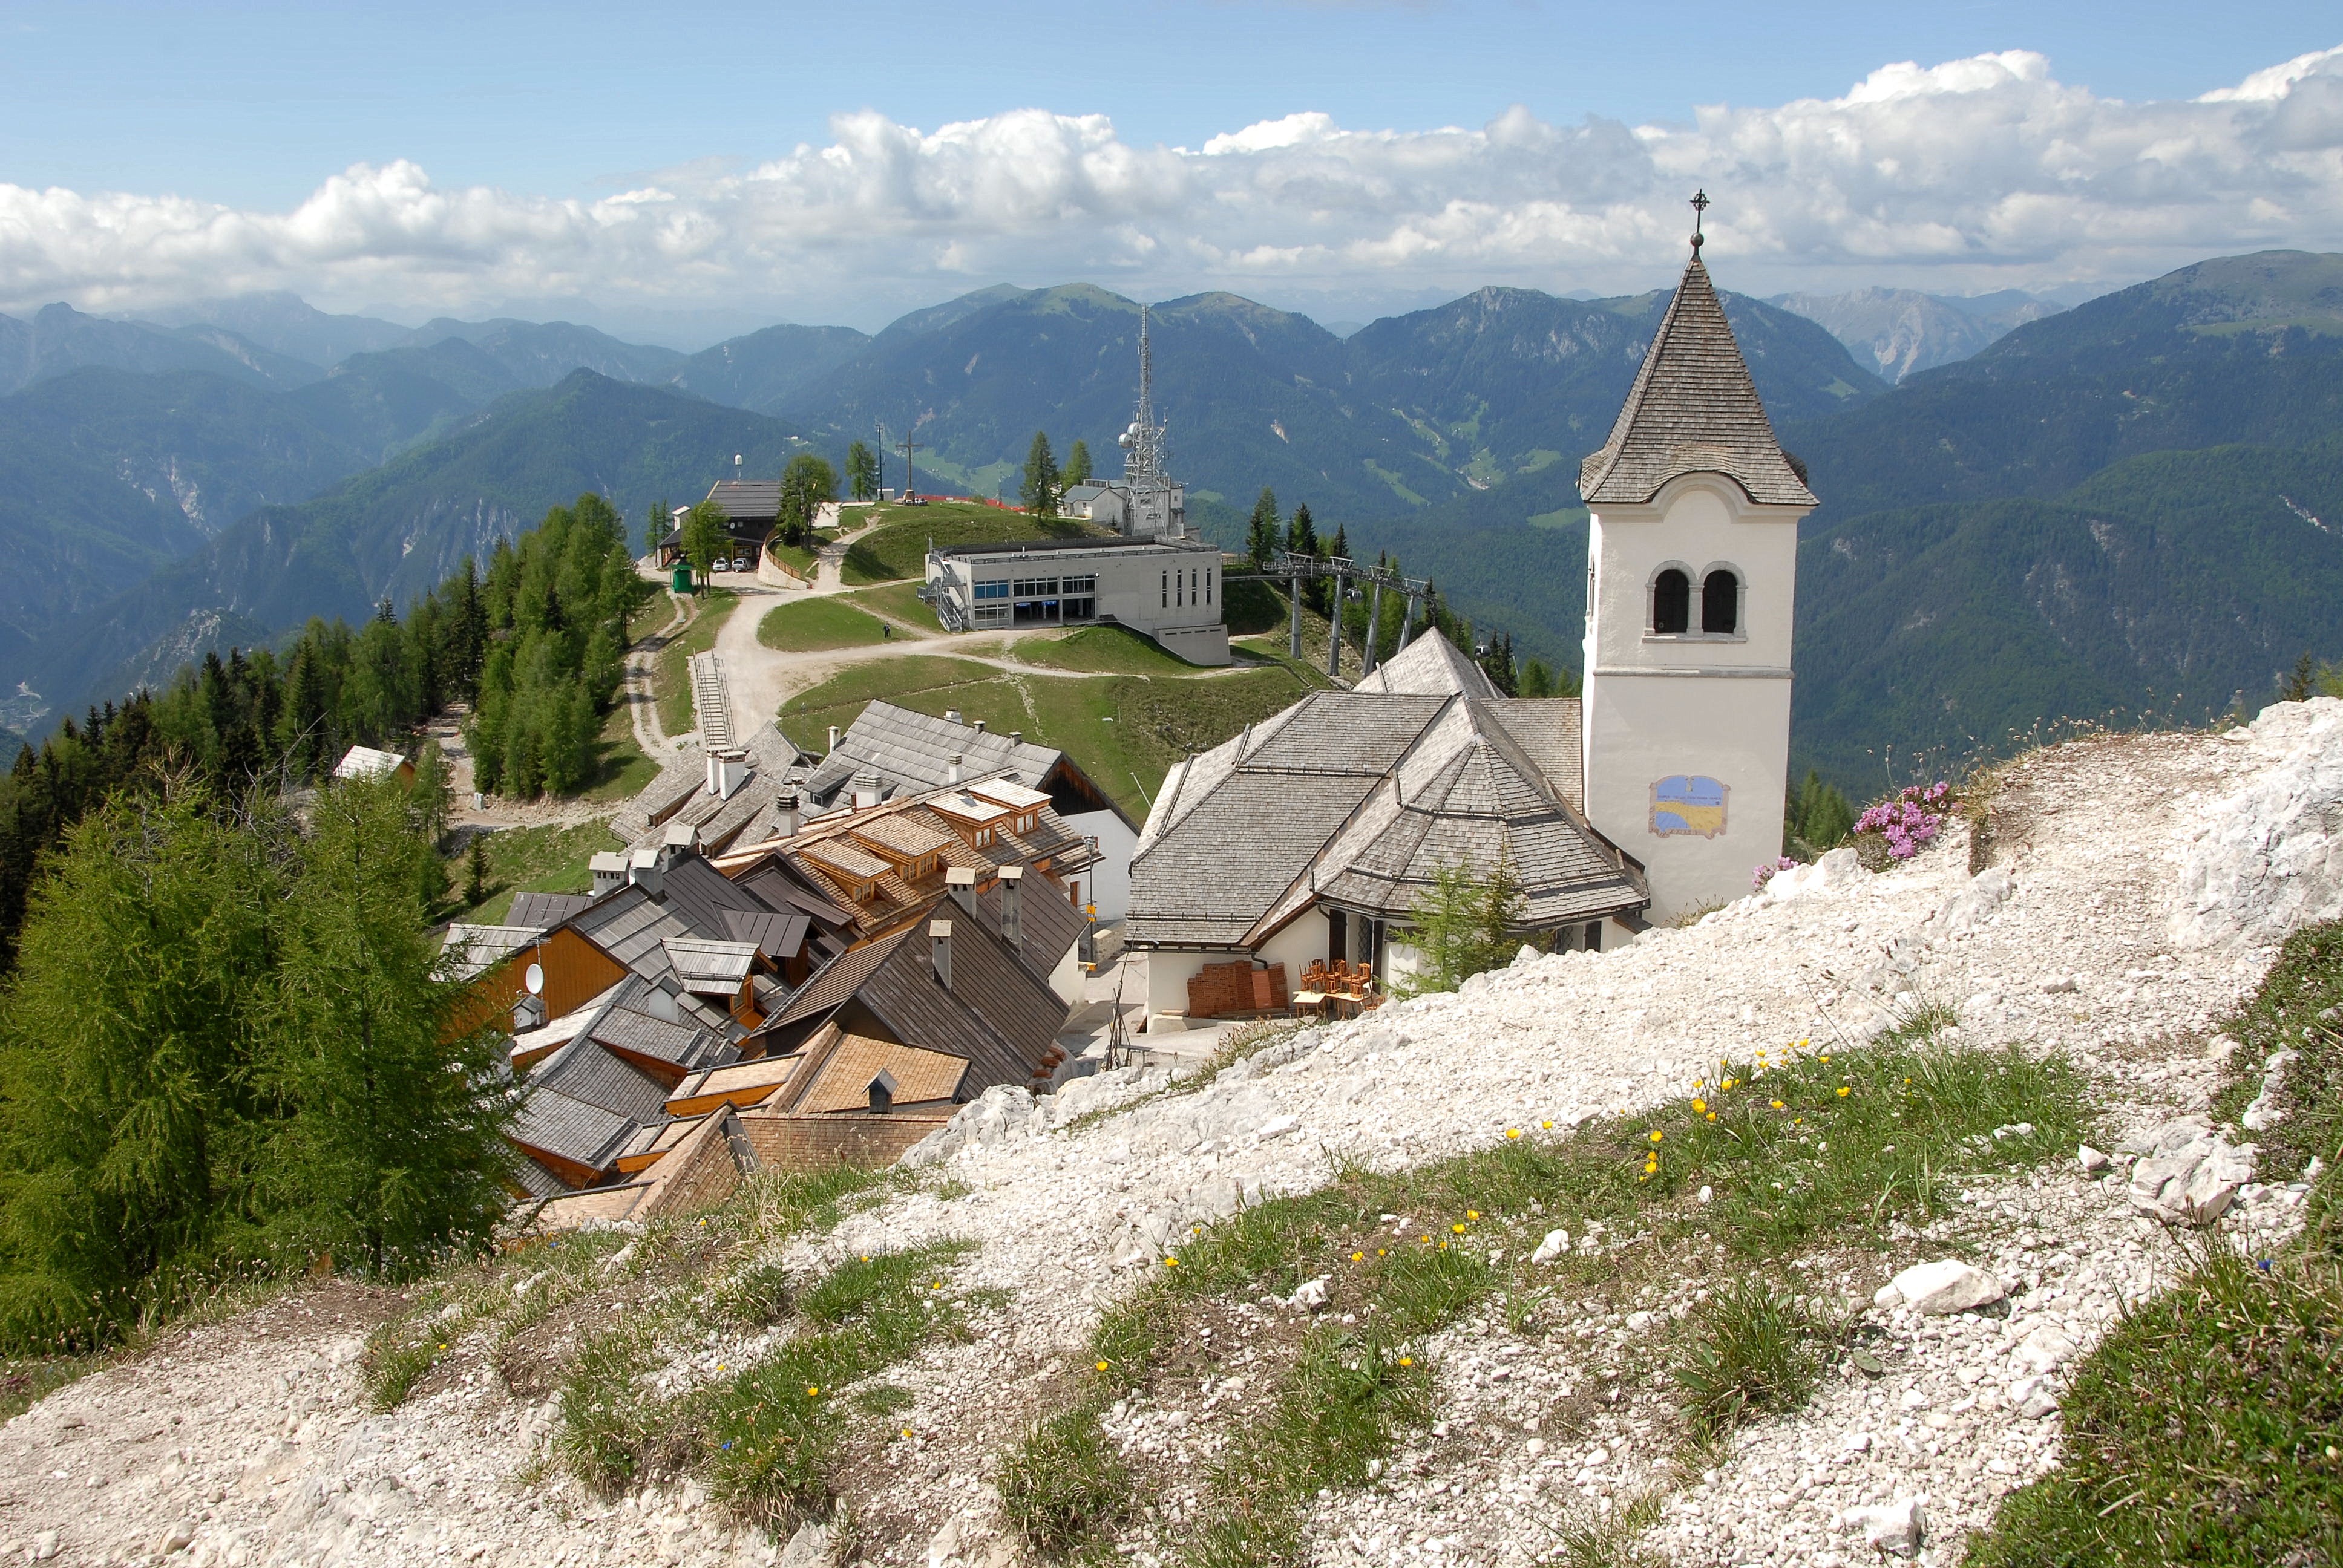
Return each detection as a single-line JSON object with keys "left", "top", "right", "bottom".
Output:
{"left": 923, "top": 535, "right": 1230, "bottom": 665}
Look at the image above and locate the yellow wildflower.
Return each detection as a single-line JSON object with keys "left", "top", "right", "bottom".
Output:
{"left": 1837, "top": 1086, "right": 1851, "bottom": 1097}
{"left": 1693, "top": 1099, "right": 1706, "bottom": 1113}
{"left": 1649, "top": 1130, "right": 1663, "bottom": 1143}
{"left": 807, "top": 1387, "right": 821, "bottom": 1397}
{"left": 1705, "top": 1112, "right": 1717, "bottom": 1122}
{"left": 1096, "top": 1361, "right": 1110, "bottom": 1372}
{"left": 1467, "top": 1210, "right": 1481, "bottom": 1220}
{"left": 1507, "top": 1128, "right": 1521, "bottom": 1140}
{"left": 1164, "top": 1256, "right": 1180, "bottom": 1267}
{"left": 1400, "top": 1356, "right": 1415, "bottom": 1367}
{"left": 1452, "top": 1223, "right": 1467, "bottom": 1234}
{"left": 1352, "top": 1252, "right": 1365, "bottom": 1262}
{"left": 1771, "top": 1099, "right": 1784, "bottom": 1109}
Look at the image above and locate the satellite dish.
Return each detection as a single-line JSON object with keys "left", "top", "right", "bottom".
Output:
{"left": 525, "top": 962, "right": 545, "bottom": 997}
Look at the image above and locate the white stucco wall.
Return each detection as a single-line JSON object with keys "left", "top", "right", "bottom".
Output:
{"left": 1061, "top": 808, "right": 1138, "bottom": 923}
{"left": 1581, "top": 474, "right": 1807, "bottom": 922}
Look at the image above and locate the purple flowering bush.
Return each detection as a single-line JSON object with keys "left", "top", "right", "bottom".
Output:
{"left": 1752, "top": 855, "right": 1800, "bottom": 891}
{"left": 1853, "top": 781, "right": 1953, "bottom": 868}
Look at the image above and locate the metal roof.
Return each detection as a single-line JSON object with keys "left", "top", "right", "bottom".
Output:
{"left": 663, "top": 937, "right": 760, "bottom": 988}
{"left": 1578, "top": 253, "right": 1817, "bottom": 509}
{"left": 437, "top": 924, "right": 542, "bottom": 982}
{"left": 508, "top": 890, "right": 595, "bottom": 930}
{"left": 803, "top": 701, "right": 1065, "bottom": 806}
{"left": 930, "top": 534, "right": 1211, "bottom": 560}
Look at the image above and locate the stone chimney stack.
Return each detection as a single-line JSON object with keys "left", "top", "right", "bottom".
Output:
{"left": 945, "top": 866, "right": 977, "bottom": 915}
{"left": 948, "top": 753, "right": 963, "bottom": 785}
{"left": 929, "top": 919, "right": 953, "bottom": 990}
{"left": 998, "top": 864, "right": 1025, "bottom": 954}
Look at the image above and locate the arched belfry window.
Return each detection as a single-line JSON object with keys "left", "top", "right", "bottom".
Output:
{"left": 1651, "top": 569, "right": 1691, "bottom": 635}
{"left": 1702, "top": 569, "right": 1740, "bottom": 635}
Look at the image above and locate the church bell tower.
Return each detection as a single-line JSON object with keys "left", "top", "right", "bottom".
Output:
{"left": 1578, "top": 195, "right": 1816, "bottom": 922}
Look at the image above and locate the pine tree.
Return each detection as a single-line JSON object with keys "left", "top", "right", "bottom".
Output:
{"left": 1519, "top": 658, "right": 1555, "bottom": 699}
{"left": 1245, "top": 488, "right": 1279, "bottom": 567}
{"left": 1020, "top": 431, "right": 1061, "bottom": 518}
{"left": 1063, "top": 439, "right": 1093, "bottom": 488}
{"left": 464, "top": 833, "right": 489, "bottom": 909}
{"left": 845, "top": 441, "right": 880, "bottom": 502}
{"left": 776, "top": 454, "right": 839, "bottom": 547}
{"left": 257, "top": 776, "right": 514, "bottom": 1278}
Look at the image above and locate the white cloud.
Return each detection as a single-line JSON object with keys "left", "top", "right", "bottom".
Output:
{"left": 4, "top": 44, "right": 2342, "bottom": 327}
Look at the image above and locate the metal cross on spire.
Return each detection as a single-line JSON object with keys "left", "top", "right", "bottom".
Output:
{"left": 1689, "top": 189, "right": 1710, "bottom": 252}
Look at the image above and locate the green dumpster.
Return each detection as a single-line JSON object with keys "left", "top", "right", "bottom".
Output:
{"left": 670, "top": 562, "right": 692, "bottom": 593}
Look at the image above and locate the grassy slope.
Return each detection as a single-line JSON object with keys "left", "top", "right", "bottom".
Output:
{"left": 654, "top": 589, "right": 739, "bottom": 736}
{"left": 837, "top": 580, "right": 942, "bottom": 633}
{"left": 1967, "top": 920, "right": 2343, "bottom": 1567}
{"left": 443, "top": 820, "right": 624, "bottom": 926}
{"left": 757, "top": 598, "right": 890, "bottom": 652}
{"left": 777, "top": 650, "right": 1321, "bottom": 820}
{"left": 837, "top": 500, "right": 1107, "bottom": 584}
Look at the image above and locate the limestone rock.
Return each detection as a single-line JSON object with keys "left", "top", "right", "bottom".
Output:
{"left": 2013, "top": 1327, "right": 2077, "bottom": 1375}
{"left": 1887, "top": 1259, "right": 2004, "bottom": 1315}
{"left": 777, "top": 1520, "right": 834, "bottom": 1567}
{"left": 2123, "top": 1117, "right": 2258, "bottom": 1224}
{"left": 2241, "top": 1049, "right": 2299, "bottom": 1132}
{"left": 32, "top": 1532, "right": 60, "bottom": 1562}
{"left": 1529, "top": 1229, "right": 1568, "bottom": 1264}
{"left": 1837, "top": 1496, "right": 1925, "bottom": 1557}
{"left": 2078, "top": 1145, "right": 2112, "bottom": 1174}
{"left": 1287, "top": 1275, "right": 1331, "bottom": 1311}
{"left": 2171, "top": 696, "right": 2343, "bottom": 950}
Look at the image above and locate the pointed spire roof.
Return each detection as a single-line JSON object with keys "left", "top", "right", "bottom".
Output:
{"left": 1578, "top": 251, "right": 1817, "bottom": 509}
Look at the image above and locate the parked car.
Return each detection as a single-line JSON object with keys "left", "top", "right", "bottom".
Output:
{"left": 729, "top": 556, "right": 749, "bottom": 572}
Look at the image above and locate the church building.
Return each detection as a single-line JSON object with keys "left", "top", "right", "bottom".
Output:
{"left": 1577, "top": 201, "right": 1815, "bottom": 921}
{"left": 1120, "top": 204, "right": 1812, "bottom": 1007}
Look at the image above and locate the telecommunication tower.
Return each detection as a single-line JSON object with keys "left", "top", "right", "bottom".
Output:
{"left": 1115, "top": 306, "right": 1182, "bottom": 538}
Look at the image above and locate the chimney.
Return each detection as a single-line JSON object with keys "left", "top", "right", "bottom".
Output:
{"left": 662, "top": 822, "right": 701, "bottom": 864}
{"left": 998, "top": 864, "right": 1025, "bottom": 954}
{"left": 945, "top": 866, "right": 977, "bottom": 914}
{"left": 851, "top": 771, "right": 883, "bottom": 810}
{"left": 1011, "top": 731, "right": 1024, "bottom": 745}
{"left": 948, "top": 753, "right": 963, "bottom": 785}
{"left": 929, "top": 919, "right": 953, "bottom": 990}
{"left": 590, "top": 851, "right": 628, "bottom": 897}
{"left": 775, "top": 787, "right": 801, "bottom": 838}
{"left": 827, "top": 724, "right": 841, "bottom": 755}
{"left": 972, "top": 719, "right": 986, "bottom": 734}
{"left": 513, "top": 993, "right": 547, "bottom": 1033}
{"left": 629, "top": 846, "right": 663, "bottom": 899}
{"left": 647, "top": 978, "right": 683, "bottom": 1022}
{"left": 867, "top": 1068, "right": 898, "bottom": 1114}
{"left": 944, "top": 708, "right": 963, "bottom": 725}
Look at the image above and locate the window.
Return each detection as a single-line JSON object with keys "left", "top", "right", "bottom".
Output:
{"left": 1061, "top": 573, "right": 1096, "bottom": 594}
{"left": 1652, "top": 568, "right": 1691, "bottom": 635}
{"left": 1205, "top": 568, "right": 1213, "bottom": 606}
{"left": 1702, "top": 570, "right": 1740, "bottom": 635}
{"left": 1161, "top": 571, "right": 1168, "bottom": 609}
{"left": 973, "top": 580, "right": 1010, "bottom": 601}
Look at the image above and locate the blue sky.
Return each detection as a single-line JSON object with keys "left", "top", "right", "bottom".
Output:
{"left": 3, "top": 1, "right": 2340, "bottom": 338}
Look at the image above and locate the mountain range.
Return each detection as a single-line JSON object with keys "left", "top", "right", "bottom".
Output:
{"left": 1768, "top": 287, "right": 2071, "bottom": 382}
{"left": 2, "top": 250, "right": 2339, "bottom": 798}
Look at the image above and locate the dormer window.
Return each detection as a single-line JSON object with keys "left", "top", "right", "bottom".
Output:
{"left": 1652, "top": 569, "right": 1691, "bottom": 635}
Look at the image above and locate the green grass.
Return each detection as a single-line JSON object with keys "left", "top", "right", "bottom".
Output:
{"left": 444, "top": 820, "right": 624, "bottom": 926}
{"left": 757, "top": 598, "right": 891, "bottom": 652}
{"left": 628, "top": 589, "right": 683, "bottom": 643}
{"left": 654, "top": 588, "right": 740, "bottom": 735}
{"left": 779, "top": 653, "right": 1320, "bottom": 820}
{"left": 1671, "top": 1278, "right": 1829, "bottom": 1442}
{"left": 766, "top": 541, "right": 819, "bottom": 580}
{"left": 1000, "top": 1406, "right": 1136, "bottom": 1556}
{"left": 839, "top": 501, "right": 1104, "bottom": 584}
{"left": 554, "top": 1324, "right": 663, "bottom": 1494}
{"left": 1004, "top": 1019, "right": 2086, "bottom": 1563}
{"left": 698, "top": 1240, "right": 976, "bottom": 1527}
{"left": 1967, "top": 920, "right": 2343, "bottom": 1567}
{"left": 1017, "top": 624, "right": 1201, "bottom": 675}
{"left": 580, "top": 698, "right": 660, "bottom": 802}
{"left": 839, "top": 580, "right": 944, "bottom": 633}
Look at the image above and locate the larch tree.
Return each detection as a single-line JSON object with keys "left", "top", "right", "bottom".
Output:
{"left": 1400, "top": 852, "right": 1527, "bottom": 996}
{"left": 1062, "top": 439, "right": 1093, "bottom": 489}
{"left": 257, "top": 774, "right": 514, "bottom": 1279}
{"left": 680, "top": 500, "right": 731, "bottom": 589}
{"left": 1246, "top": 488, "right": 1279, "bottom": 567}
{"left": 776, "top": 453, "right": 840, "bottom": 547}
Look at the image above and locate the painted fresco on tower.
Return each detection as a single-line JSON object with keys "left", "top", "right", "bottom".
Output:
{"left": 1650, "top": 776, "right": 1728, "bottom": 838}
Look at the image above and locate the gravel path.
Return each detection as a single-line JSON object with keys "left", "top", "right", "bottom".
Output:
{"left": 2, "top": 712, "right": 2327, "bottom": 1568}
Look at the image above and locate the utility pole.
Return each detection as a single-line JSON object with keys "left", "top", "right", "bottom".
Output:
{"left": 897, "top": 433, "right": 923, "bottom": 501}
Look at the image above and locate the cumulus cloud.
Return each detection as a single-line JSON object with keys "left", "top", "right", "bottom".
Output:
{"left": 4, "top": 44, "right": 2342, "bottom": 325}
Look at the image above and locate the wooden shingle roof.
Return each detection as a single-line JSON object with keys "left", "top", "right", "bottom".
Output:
{"left": 1578, "top": 253, "right": 1817, "bottom": 509}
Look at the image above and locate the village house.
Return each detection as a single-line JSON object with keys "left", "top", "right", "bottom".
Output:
{"left": 1122, "top": 630, "right": 1649, "bottom": 1021}
{"left": 655, "top": 477, "right": 781, "bottom": 567}
{"left": 440, "top": 777, "right": 1095, "bottom": 1226}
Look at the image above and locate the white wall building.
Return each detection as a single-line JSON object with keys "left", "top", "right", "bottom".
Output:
{"left": 925, "top": 535, "right": 1230, "bottom": 665}
{"left": 1577, "top": 240, "right": 1817, "bottom": 923}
